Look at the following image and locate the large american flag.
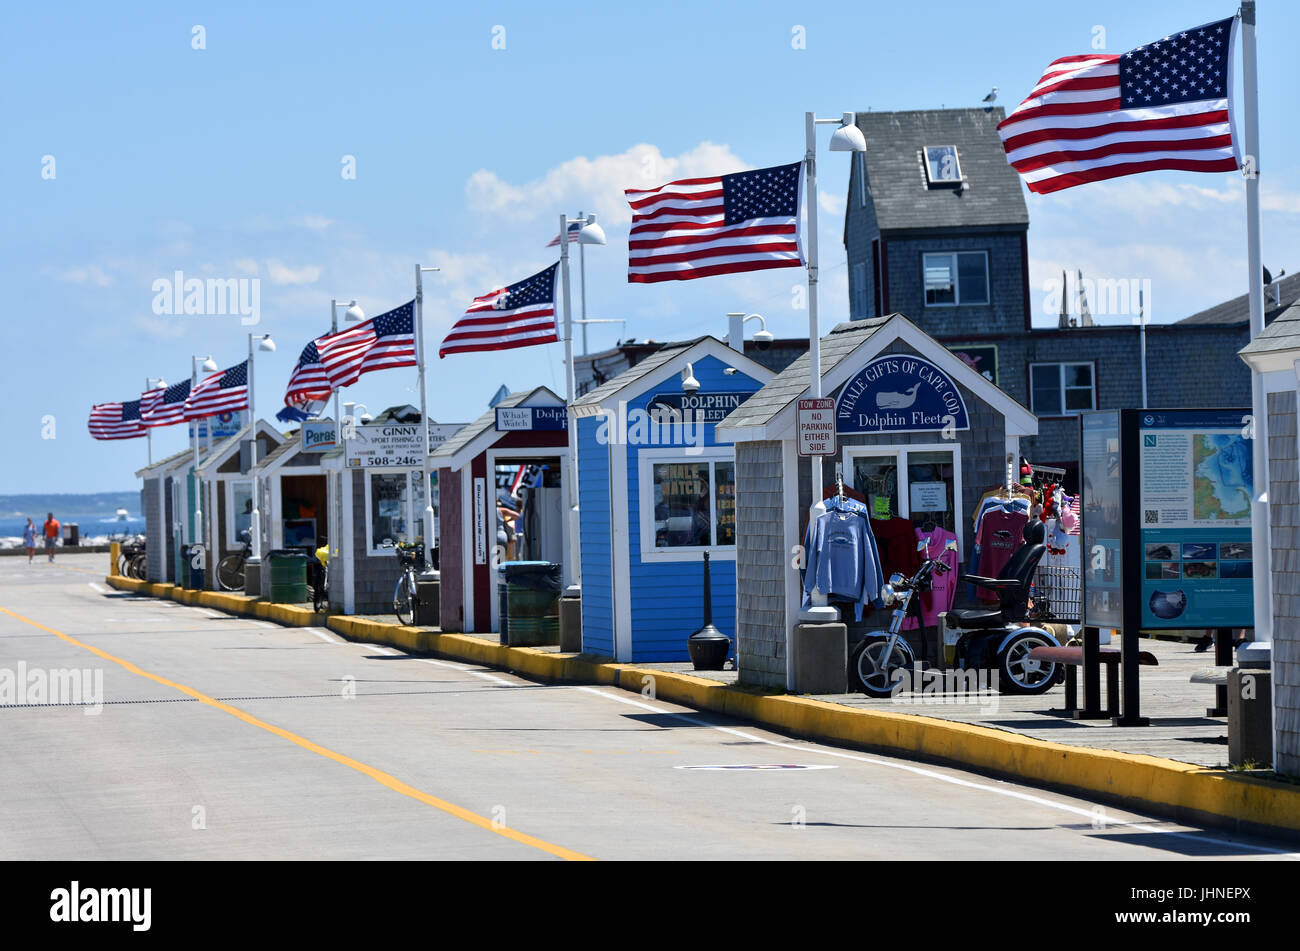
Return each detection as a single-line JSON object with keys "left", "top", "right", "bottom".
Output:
{"left": 88, "top": 400, "right": 145, "bottom": 440}
{"left": 625, "top": 161, "right": 803, "bottom": 283}
{"left": 998, "top": 16, "right": 1239, "bottom": 194}
{"left": 184, "top": 361, "right": 249, "bottom": 420}
{"left": 140, "top": 384, "right": 167, "bottom": 419}
{"left": 440, "top": 263, "right": 558, "bottom": 357}
{"left": 142, "top": 380, "right": 191, "bottom": 427}
{"left": 546, "top": 222, "right": 582, "bottom": 247}
{"left": 317, "top": 301, "right": 417, "bottom": 389}
{"left": 284, "top": 337, "right": 332, "bottom": 407}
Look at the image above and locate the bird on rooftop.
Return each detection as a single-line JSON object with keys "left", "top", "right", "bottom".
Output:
{"left": 982, "top": 86, "right": 998, "bottom": 103}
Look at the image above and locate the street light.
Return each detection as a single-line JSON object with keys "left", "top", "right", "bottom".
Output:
{"left": 245, "top": 333, "right": 275, "bottom": 571}
{"left": 726, "top": 312, "right": 774, "bottom": 351}
{"left": 572, "top": 212, "right": 606, "bottom": 356}
{"left": 803, "top": 110, "right": 866, "bottom": 623}
{"left": 414, "top": 266, "right": 441, "bottom": 573}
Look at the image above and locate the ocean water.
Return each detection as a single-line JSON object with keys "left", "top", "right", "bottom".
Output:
{"left": 0, "top": 513, "right": 145, "bottom": 546}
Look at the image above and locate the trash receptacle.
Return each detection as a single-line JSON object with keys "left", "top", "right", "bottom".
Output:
{"left": 501, "top": 561, "right": 562, "bottom": 646}
{"left": 62, "top": 523, "right": 80, "bottom": 547}
{"left": 180, "top": 543, "right": 205, "bottom": 590}
{"left": 496, "top": 564, "right": 511, "bottom": 645}
{"left": 267, "top": 549, "right": 309, "bottom": 603}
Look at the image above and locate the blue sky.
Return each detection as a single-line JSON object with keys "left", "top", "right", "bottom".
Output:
{"left": 4, "top": 1, "right": 1298, "bottom": 493}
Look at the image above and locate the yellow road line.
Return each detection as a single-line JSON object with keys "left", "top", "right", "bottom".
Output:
{"left": 0, "top": 605, "right": 593, "bottom": 861}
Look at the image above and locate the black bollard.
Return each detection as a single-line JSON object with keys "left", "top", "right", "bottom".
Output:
{"left": 687, "top": 551, "right": 731, "bottom": 670}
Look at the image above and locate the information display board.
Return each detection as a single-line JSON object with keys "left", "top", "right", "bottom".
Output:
{"left": 1137, "top": 409, "right": 1252, "bottom": 628}
{"left": 1081, "top": 411, "right": 1123, "bottom": 629}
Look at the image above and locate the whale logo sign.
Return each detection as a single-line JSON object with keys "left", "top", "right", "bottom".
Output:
{"left": 836, "top": 355, "right": 969, "bottom": 434}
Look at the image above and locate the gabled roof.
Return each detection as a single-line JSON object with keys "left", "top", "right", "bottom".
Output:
{"left": 575, "top": 339, "right": 697, "bottom": 408}
{"left": 1178, "top": 271, "right": 1300, "bottom": 326}
{"left": 716, "top": 313, "right": 1036, "bottom": 440}
{"left": 135, "top": 444, "right": 201, "bottom": 479}
{"left": 1239, "top": 300, "right": 1300, "bottom": 369}
{"left": 852, "top": 108, "right": 1029, "bottom": 232}
{"left": 195, "top": 420, "right": 285, "bottom": 476}
{"left": 429, "top": 386, "right": 564, "bottom": 471}
{"left": 718, "top": 317, "right": 892, "bottom": 432}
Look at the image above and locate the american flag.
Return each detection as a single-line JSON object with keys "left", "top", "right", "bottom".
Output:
{"left": 140, "top": 384, "right": 167, "bottom": 418}
{"left": 625, "top": 161, "right": 803, "bottom": 283}
{"left": 317, "top": 301, "right": 417, "bottom": 389}
{"left": 184, "top": 361, "right": 249, "bottom": 420}
{"left": 284, "top": 337, "right": 332, "bottom": 407}
{"left": 142, "top": 380, "right": 191, "bottom": 427}
{"left": 546, "top": 222, "right": 582, "bottom": 247}
{"left": 440, "top": 264, "right": 558, "bottom": 357}
{"left": 88, "top": 400, "right": 145, "bottom": 440}
{"left": 998, "top": 16, "right": 1239, "bottom": 194}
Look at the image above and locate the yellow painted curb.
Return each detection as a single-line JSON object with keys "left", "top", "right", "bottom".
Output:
{"left": 104, "top": 574, "right": 1300, "bottom": 837}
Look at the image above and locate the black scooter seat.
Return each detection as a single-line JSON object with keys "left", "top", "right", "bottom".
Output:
{"left": 946, "top": 609, "right": 1006, "bottom": 629}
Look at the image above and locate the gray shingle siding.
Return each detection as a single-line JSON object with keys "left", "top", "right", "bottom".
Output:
{"left": 735, "top": 440, "right": 787, "bottom": 688}
{"left": 1268, "top": 391, "right": 1300, "bottom": 778}
{"left": 349, "top": 470, "right": 401, "bottom": 615}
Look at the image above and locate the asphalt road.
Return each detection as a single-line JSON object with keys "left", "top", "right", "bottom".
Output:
{"left": 0, "top": 554, "right": 1295, "bottom": 861}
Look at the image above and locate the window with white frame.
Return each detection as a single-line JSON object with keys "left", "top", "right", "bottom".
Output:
{"left": 365, "top": 469, "right": 417, "bottom": 554}
{"left": 856, "top": 152, "right": 868, "bottom": 207}
{"left": 638, "top": 449, "right": 736, "bottom": 561}
{"left": 923, "top": 251, "right": 989, "bottom": 306}
{"left": 923, "top": 145, "right": 962, "bottom": 186}
{"left": 228, "top": 481, "right": 253, "bottom": 547}
{"left": 1030, "top": 362, "right": 1096, "bottom": 416}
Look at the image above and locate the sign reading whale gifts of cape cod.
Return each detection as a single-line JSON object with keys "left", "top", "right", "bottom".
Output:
{"left": 836, "top": 355, "right": 969, "bottom": 434}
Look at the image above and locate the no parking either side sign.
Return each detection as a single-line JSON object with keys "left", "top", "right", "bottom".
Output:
{"left": 798, "top": 398, "right": 836, "bottom": 456}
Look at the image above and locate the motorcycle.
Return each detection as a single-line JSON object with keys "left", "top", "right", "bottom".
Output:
{"left": 848, "top": 538, "right": 955, "bottom": 697}
{"left": 848, "top": 532, "right": 1062, "bottom": 696}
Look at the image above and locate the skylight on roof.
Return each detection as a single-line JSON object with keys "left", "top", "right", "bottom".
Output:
{"left": 924, "top": 145, "right": 962, "bottom": 187}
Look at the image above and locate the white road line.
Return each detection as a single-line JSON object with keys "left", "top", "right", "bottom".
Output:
{"left": 572, "top": 686, "right": 1300, "bottom": 859}
{"left": 307, "top": 628, "right": 342, "bottom": 644}
{"left": 88, "top": 583, "right": 110, "bottom": 595}
{"left": 250, "top": 620, "right": 279, "bottom": 630}
{"left": 411, "top": 655, "right": 511, "bottom": 684}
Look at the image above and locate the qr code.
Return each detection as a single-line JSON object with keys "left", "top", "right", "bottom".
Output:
{"left": 1144, "top": 509, "right": 1159, "bottom": 524}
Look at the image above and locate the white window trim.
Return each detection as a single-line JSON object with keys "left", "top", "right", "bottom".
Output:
{"left": 225, "top": 479, "right": 253, "bottom": 548}
{"left": 363, "top": 468, "right": 418, "bottom": 556}
{"left": 856, "top": 152, "right": 868, "bottom": 207}
{"left": 922, "top": 250, "right": 990, "bottom": 308}
{"left": 852, "top": 262, "right": 868, "bottom": 319}
{"left": 637, "top": 446, "right": 737, "bottom": 564}
{"left": 923, "top": 145, "right": 963, "bottom": 186}
{"left": 840, "top": 443, "right": 964, "bottom": 565}
{"left": 1029, "top": 361, "right": 1097, "bottom": 418}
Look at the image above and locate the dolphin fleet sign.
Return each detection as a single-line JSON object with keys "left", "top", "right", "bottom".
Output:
{"left": 836, "top": 355, "right": 969, "bottom": 434}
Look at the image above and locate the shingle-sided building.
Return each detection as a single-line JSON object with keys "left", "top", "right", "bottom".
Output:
{"left": 842, "top": 107, "right": 1287, "bottom": 485}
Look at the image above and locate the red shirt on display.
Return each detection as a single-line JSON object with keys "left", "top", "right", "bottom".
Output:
{"left": 975, "top": 509, "right": 1027, "bottom": 601}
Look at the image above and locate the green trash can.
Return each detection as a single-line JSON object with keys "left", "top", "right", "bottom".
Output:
{"left": 502, "top": 561, "right": 562, "bottom": 646}
{"left": 267, "top": 549, "right": 310, "bottom": 603}
{"left": 180, "top": 544, "right": 205, "bottom": 590}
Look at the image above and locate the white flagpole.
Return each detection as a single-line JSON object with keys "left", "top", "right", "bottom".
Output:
{"left": 1241, "top": 1, "right": 1272, "bottom": 651}
{"left": 560, "top": 214, "right": 580, "bottom": 593}
{"left": 416, "top": 265, "right": 440, "bottom": 572}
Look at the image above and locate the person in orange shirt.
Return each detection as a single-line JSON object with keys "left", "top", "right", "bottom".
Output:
{"left": 43, "top": 512, "right": 60, "bottom": 563}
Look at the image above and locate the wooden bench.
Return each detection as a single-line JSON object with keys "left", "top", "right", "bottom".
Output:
{"left": 1028, "top": 646, "right": 1158, "bottom": 718}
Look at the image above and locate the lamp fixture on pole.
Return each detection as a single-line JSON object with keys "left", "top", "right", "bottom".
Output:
{"left": 245, "top": 333, "right": 275, "bottom": 569}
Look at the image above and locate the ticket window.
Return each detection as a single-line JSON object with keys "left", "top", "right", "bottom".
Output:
{"left": 850, "top": 447, "right": 959, "bottom": 535}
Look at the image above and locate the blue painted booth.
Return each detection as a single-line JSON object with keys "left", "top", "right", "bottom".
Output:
{"left": 572, "top": 337, "right": 774, "bottom": 662}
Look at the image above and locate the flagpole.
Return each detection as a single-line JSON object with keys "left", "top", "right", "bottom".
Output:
{"left": 560, "top": 213, "right": 580, "bottom": 593}
{"left": 579, "top": 210, "right": 589, "bottom": 356}
{"left": 416, "top": 265, "right": 440, "bottom": 573}
{"left": 143, "top": 378, "right": 153, "bottom": 466}
{"left": 1241, "top": 0, "right": 1273, "bottom": 652}
{"left": 190, "top": 357, "right": 202, "bottom": 555}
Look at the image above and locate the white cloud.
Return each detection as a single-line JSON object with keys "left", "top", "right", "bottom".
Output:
{"left": 234, "top": 258, "right": 259, "bottom": 276}
{"left": 819, "top": 190, "right": 846, "bottom": 217}
{"left": 58, "top": 265, "right": 113, "bottom": 287}
{"left": 465, "top": 141, "right": 748, "bottom": 228}
{"left": 130, "top": 314, "right": 188, "bottom": 339}
{"left": 265, "top": 260, "right": 321, "bottom": 285}
{"left": 300, "top": 215, "right": 333, "bottom": 230}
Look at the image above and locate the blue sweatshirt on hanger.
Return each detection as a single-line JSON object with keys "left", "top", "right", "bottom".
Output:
{"left": 802, "top": 496, "right": 884, "bottom": 621}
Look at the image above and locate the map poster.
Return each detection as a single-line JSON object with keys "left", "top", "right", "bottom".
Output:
{"left": 1081, "top": 412, "right": 1123, "bottom": 629}
{"left": 1137, "top": 409, "right": 1253, "bottom": 629}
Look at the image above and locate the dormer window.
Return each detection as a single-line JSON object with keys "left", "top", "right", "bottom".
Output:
{"left": 924, "top": 145, "right": 962, "bottom": 187}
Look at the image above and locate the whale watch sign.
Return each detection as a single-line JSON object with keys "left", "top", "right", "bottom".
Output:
{"left": 836, "top": 355, "right": 969, "bottom": 434}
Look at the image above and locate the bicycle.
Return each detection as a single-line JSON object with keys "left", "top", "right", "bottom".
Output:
{"left": 216, "top": 529, "right": 252, "bottom": 591}
{"left": 117, "top": 537, "right": 146, "bottom": 579}
{"left": 390, "top": 541, "right": 426, "bottom": 626}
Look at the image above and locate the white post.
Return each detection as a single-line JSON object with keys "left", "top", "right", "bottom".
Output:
{"left": 247, "top": 335, "right": 262, "bottom": 566}
{"left": 560, "top": 214, "right": 580, "bottom": 593}
{"left": 805, "top": 113, "right": 825, "bottom": 501}
{"left": 415, "top": 266, "right": 437, "bottom": 572}
{"left": 1242, "top": 1, "right": 1272, "bottom": 651}
{"left": 579, "top": 210, "right": 589, "bottom": 357}
{"left": 144, "top": 377, "right": 153, "bottom": 466}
